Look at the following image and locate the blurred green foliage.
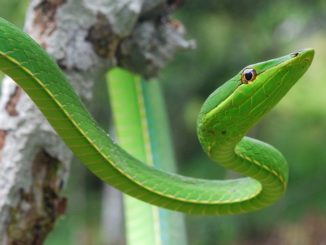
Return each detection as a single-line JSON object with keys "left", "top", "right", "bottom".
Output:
{"left": 0, "top": 0, "right": 27, "bottom": 25}
{"left": 1, "top": 0, "right": 326, "bottom": 244}
{"left": 161, "top": 1, "right": 326, "bottom": 244}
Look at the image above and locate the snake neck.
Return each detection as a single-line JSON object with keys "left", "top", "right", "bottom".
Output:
{"left": 197, "top": 109, "right": 288, "bottom": 197}
{"left": 197, "top": 107, "right": 242, "bottom": 162}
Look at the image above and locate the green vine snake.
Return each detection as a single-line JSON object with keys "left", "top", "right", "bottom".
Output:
{"left": 0, "top": 17, "right": 314, "bottom": 215}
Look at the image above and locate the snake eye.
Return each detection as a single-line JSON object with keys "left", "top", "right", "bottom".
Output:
{"left": 241, "top": 68, "right": 257, "bottom": 84}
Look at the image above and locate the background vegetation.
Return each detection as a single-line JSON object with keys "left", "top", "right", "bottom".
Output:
{"left": 1, "top": 0, "right": 326, "bottom": 244}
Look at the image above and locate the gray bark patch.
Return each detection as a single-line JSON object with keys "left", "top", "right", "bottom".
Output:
{"left": 86, "top": 13, "right": 120, "bottom": 58}
{"left": 5, "top": 86, "right": 21, "bottom": 117}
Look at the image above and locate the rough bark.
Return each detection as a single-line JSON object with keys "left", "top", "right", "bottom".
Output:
{"left": 0, "top": 0, "right": 192, "bottom": 243}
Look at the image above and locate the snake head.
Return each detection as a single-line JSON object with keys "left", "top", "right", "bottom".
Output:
{"left": 234, "top": 48, "right": 314, "bottom": 119}
{"left": 198, "top": 49, "right": 314, "bottom": 142}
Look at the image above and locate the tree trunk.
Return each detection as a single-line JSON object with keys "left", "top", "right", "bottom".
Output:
{"left": 0, "top": 0, "right": 192, "bottom": 243}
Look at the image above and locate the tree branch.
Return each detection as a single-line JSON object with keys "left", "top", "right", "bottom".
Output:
{"left": 0, "top": 0, "right": 192, "bottom": 243}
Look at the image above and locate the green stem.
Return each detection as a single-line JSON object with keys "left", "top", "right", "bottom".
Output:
{"left": 108, "top": 68, "right": 187, "bottom": 245}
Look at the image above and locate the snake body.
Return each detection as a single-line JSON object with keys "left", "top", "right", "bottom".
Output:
{"left": 0, "top": 17, "right": 314, "bottom": 215}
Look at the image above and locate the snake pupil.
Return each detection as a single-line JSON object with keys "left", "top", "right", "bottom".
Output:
{"left": 241, "top": 68, "right": 257, "bottom": 84}
{"left": 245, "top": 72, "right": 252, "bottom": 81}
